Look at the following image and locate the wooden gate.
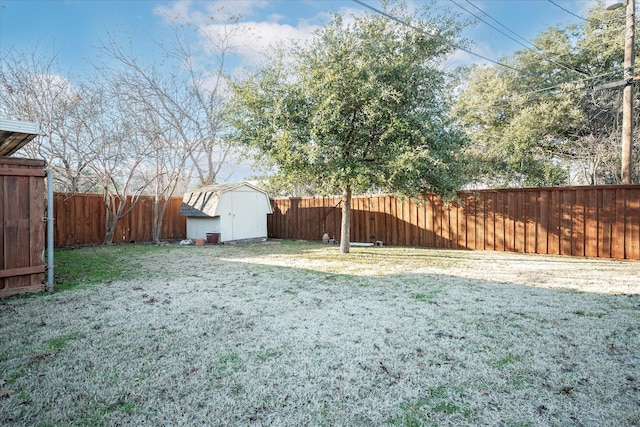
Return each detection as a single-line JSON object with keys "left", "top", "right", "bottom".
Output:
{"left": 0, "top": 157, "right": 46, "bottom": 297}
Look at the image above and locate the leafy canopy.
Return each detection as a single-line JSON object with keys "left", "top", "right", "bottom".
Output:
{"left": 454, "top": 4, "right": 633, "bottom": 186}
{"left": 229, "top": 1, "right": 468, "bottom": 199}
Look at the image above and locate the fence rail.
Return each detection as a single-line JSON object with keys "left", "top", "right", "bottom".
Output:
{"left": 268, "top": 185, "right": 640, "bottom": 260}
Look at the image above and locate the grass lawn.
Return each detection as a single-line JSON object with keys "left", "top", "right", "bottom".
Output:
{"left": 1, "top": 241, "right": 639, "bottom": 426}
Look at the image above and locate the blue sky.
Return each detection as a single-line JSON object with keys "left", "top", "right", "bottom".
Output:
{"left": 1, "top": 0, "right": 600, "bottom": 77}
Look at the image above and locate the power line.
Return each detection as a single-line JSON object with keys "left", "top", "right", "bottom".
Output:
{"left": 462, "top": 0, "right": 536, "bottom": 48}
{"left": 547, "top": 0, "right": 589, "bottom": 22}
{"left": 351, "top": 0, "right": 523, "bottom": 72}
{"left": 517, "top": 69, "right": 621, "bottom": 98}
{"left": 352, "top": 0, "right": 623, "bottom": 102}
{"left": 546, "top": 0, "right": 624, "bottom": 32}
{"left": 452, "top": 0, "right": 589, "bottom": 76}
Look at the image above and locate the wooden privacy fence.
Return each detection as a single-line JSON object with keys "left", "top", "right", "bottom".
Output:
{"left": 53, "top": 193, "right": 185, "bottom": 246}
{"left": 51, "top": 185, "right": 640, "bottom": 260}
{"left": 268, "top": 185, "right": 640, "bottom": 260}
{"left": 1, "top": 158, "right": 46, "bottom": 297}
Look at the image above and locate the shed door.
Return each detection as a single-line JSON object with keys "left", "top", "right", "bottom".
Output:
{"left": 231, "top": 192, "right": 259, "bottom": 240}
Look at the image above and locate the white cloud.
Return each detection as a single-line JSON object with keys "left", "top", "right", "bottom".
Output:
{"left": 220, "top": 20, "right": 318, "bottom": 66}
{"left": 155, "top": 0, "right": 325, "bottom": 69}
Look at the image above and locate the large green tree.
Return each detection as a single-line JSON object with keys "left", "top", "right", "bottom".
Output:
{"left": 230, "top": 2, "right": 468, "bottom": 253}
{"left": 455, "top": 4, "right": 637, "bottom": 187}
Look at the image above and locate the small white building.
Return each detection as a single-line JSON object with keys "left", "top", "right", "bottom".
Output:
{"left": 180, "top": 182, "right": 273, "bottom": 243}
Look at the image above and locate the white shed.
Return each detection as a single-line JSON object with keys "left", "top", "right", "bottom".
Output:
{"left": 179, "top": 182, "right": 273, "bottom": 243}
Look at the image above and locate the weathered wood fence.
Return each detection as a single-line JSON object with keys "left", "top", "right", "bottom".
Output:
{"left": 53, "top": 193, "right": 185, "bottom": 246}
{"left": 268, "top": 185, "right": 640, "bottom": 260}
{"left": 1, "top": 158, "right": 46, "bottom": 297}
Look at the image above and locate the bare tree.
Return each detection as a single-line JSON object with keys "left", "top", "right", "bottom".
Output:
{"left": 168, "top": 18, "right": 238, "bottom": 187}
{"left": 559, "top": 89, "right": 633, "bottom": 186}
{"left": 133, "top": 100, "right": 193, "bottom": 243}
{"left": 82, "top": 79, "right": 156, "bottom": 244}
{"left": 1, "top": 11, "right": 243, "bottom": 243}
{"left": 0, "top": 48, "right": 98, "bottom": 192}
{"left": 98, "top": 14, "right": 241, "bottom": 241}
{"left": 93, "top": 59, "right": 194, "bottom": 242}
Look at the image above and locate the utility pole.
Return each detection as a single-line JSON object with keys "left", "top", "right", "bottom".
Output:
{"left": 622, "top": 0, "right": 635, "bottom": 184}
{"left": 606, "top": 0, "right": 637, "bottom": 183}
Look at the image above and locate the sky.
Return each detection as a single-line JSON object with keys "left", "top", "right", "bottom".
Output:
{"left": 0, "top": 0, "right": 603, "bottom": 74}
{"left": 0, "top": 0, "right": 605, "bottom": 180}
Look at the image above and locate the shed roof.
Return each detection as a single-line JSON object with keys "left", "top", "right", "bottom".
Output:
{"left": 180, "top": 182, "right": 272, "bottom": 218}
{"left": 0, "top": 119, "right": 40, "bottom": 157}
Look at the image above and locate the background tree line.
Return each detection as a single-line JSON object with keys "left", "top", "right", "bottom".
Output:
{"left": 0, "top": 1, "right": 637, "bottom": 248}
{"left": 455, "top": 3, "right": 638, "bottom": 187}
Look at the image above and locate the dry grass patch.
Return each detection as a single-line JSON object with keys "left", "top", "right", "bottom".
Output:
{"left": 1, "top": 241, "right": 639, "bottom": 426}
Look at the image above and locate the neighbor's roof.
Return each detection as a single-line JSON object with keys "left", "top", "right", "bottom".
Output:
{"left": 0, "top": 118, "right": 40, "bottom": 157}
{"left": 180, "top": 182, "right": 272, "bottom": 217}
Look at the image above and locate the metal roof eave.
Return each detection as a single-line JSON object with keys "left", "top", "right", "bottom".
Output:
{"left": 0, "top": 118, "right": 40, "bottom": 157}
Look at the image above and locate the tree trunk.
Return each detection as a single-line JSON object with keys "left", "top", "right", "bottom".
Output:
{"left": 103, "top": 193, "right": 115, "bottom": 244}
{"left": 102, "top": 192, "right": 129, "bottom": 244}
{"left": 152, "top": 197, "right": 161, "bottom": 243}
{"left": 152, "top": 196, "right": 172, "bottom": 243}
{"left": 340, "top": 185, "right": 351, "bottom": 254}
{"left": 104, "top": 217, "right": 118, "bottom": 245}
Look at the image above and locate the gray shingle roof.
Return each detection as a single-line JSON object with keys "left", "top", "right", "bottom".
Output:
{"left": 179, "top": 182, "right": 271, "bottom": 217}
